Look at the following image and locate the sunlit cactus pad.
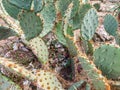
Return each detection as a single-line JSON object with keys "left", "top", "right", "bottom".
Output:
{"left": 36, "top": 70, "right": 64, "bottom": 90}
{"left": 27, "top": 36, "right": 49, "bottom": 64}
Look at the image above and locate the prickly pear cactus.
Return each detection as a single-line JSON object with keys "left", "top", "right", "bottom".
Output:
{"left": 36, "top": 70, "right": 64, "bottom": 90}
{"left": 72, "top": 3, "right": 92, "bottom": 30}
{"left": 39, "top": 2, "right": 56, "bottom": 37}
{"left": 0, "top": 73, "right": 22, "bottom": 90}
{"left": 0, "top": 57, "right": 36, "bottom": 81}
{"left": 1, "top": 0, "right": 21, "bottom": 19}
{"left": 81, "top": 8, "right": 98, "bottom": 40}
{"left": 93, "top": 44, "right": 120, "bottom": 79}
{"left": 104, "top": 14, "right": 118, "bottom": 36}
{"left": 55, "top": 21, "right": 67, "bottom": 46}
{"left": 68, "top": 80, "right": 91, "bottom": 90}
{"left": 65, "top": 37, "right": 78, "bottom": 57}
{"left": 55, "top": 0, "right": 72, "bottom": 17}
{"left": 34, "top": 0, "right": 44, "bottom": 13}
{"left": 0, "top": 26, "right": 17, "bottom": 40}
{"left": 78, "top": 56, "right": 110, "bottom": 90}
{"left": 8, "top": 0, "right": 32, "bottom": 10}
{"left": 19, "top": 11, "right": 43, "bottom": 40}
{"left": 27, "top": 36, "right": 49, "bottom": 64}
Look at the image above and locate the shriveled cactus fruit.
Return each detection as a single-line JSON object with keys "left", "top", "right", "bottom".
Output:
{"left": 0, "top": 73, "right": 22, "bottom": 90}
{"left": 27, "top": 36, "right": 49, "bottom": 64}
{"left": 104, "top": 14, "right": 118, "bottom": 36}
{"left": 72, "top": 4, "right": 92, "bottom": 30}
{"left": 2, "top": 0, "right": 21, "bottom": 19}
{"left": 93, "top": 44, "right": 120, "bottom": 79}
{"left": 39, "top": 2, "right": 56, "bottom": 37}
{"left": 0, "top": 26, "right": 17, "bottom": 40}
{"left": 36, "top": 70, "right": 64, "bottom": 90}
{"left": 68, "top": 80, "right": 91, "bottom": 90}
{"left": 81, "top": 8, "right": 98, "bottom": 40}
{"left": 34, "top": 0, "right": 44, "bottom": 13}
{"left": 78, "top": 56, "right": 109, "bottom": 90}
{"left": 55, "top": 21, "right": 67, "bottom": 46}
{"left": 19, "top": 11, "right": 43, "bottom": 40}
{"left": 8, "top": 0, "right": 32, "bottom": 10}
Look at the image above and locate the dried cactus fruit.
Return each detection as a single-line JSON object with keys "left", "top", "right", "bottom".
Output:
{"left": 39, "top": 2, "right": 56, "bottom": 37}
{"left": 0, "top": 26, "right": 17, "bottom": 40}
{"left": 36, "top": 70, "right": 64, "bottom": 90}
{"left": 93, "top": 44, "right": 120, "bottom": 79}
{"left": 2, "top": 0, "right": 21, "bottom": 19}
{"left": 0, "top": 73, "right": 22, "bottom": 90}
{"left": 81, "top": 8, "right": 98, "bottom": 40}
{"left": 104, "top": 14, "right": 118, "bottom": 36}
{"left": 27, "top": 36, "right": 49, "bottom": 64}
{"left": 19, "top": 11, "right": 43, "bottom": 40}
{"left": 78, "top": 56, "right": 110, "bottom": 90}
{"left": 34, "top": 0, "right": 44, "bottom": 13}
{"left": 8, "top": 0, "right": 32, "bottom": 10}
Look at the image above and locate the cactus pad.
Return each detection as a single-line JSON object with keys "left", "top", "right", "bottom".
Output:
{"left": 0, "top": 26, "right": 17, "bottom": 40}
{"left": 39, "top": 2, "right": 56, "bottom": 37}
{"left": 68, "top": 80, "right": 91, "bottom": 90}
{"left": 55, "top": 0, "right": 72, "bottom": 17}
{"left": 34, "top": 0, "right": 44, "bottom": 13}
{"left": 36, "top": 70, "right": 63, "bottom": 90}
{"left": 72, "top": 4, "right": 92, "bottom": 30}
{"left": 81, "top": 8, "right": 98, "bottom": 40}
{"left": 2, "top": 0, "right": 21, "bottom": 19}
{"left": 8, "top": 0, "right": 32, "bottom": 10}
{"left": 93, "top": 44, "right": 120, "bottom": 79}
{"left": 104, "top": 14, "right": 118, "bottom": 36}
{"left": 0, "top": 73, "right": 22, "bottom": 90}
{"left": 27, "top": 36, "right": 49, "bottom": 64}
{"left": 78, "top": 56, "right": 109, "bottom": 90}
{"left": 19, "top": 11, "right": 43, "bottom": 40}
{"left": 55, "top": 21, "right": 67, "bottom": 46}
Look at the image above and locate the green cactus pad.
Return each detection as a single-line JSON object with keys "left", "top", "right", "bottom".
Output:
{"left": 55, "top": 0, "right": 72, "bottom": 17}
{"left": 19, "top": 11, "right": 43, "bottom": 40}
{"left": 39, "top": 2, "right": 56, "bottom": 37}
{"left": 70, "top": 0, "right": 80, "bottom": 18}
{"left": 0, "top": 26, "right": 17, "bottom": 40}
{"left": 8, "top": 0, "right": 32, "bottom": 10}
{"left": 81, "top": 8, "right": 98, "bottom": 40}
{"left": 68, "top": 80, "right": 91, "bottom": 90}
{"left": 104, "top": 14, "right": 118, "bottom": 36}
{"left": 93, "top": 44, "right": 120, "bottom": 79}
{"left": 55, "top": 21, "right": 67, "bottom": 46}
{"left": 2, "top": 0, "right": 21, "bottom": 19}
{"left": 65, "top": 37, "right": 77, "bottom": 57}
{"left": 0, "top": 73, "right": 22, "bottom": 90}
{"left": 72, "top": 4, "right": 92, "bottom": 30}
{"left": 34, "top": 0, "right": 44, "bottom": 13}
{"left": 78, "top": 56, "right": 107, "bottom": 90}
{"left": 82, "top": 40, "right": 93, "bottom": 55}
{"left": 36, "top": 70, "right": 64, "bottom": 90}
{"left": 27, "top": 36, "right": 49, "bottom": 64}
